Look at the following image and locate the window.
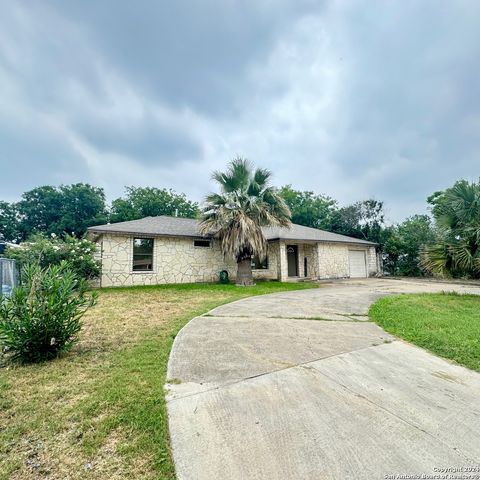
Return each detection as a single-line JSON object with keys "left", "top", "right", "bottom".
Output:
{"left": 194, "top": 239, "right": 211, "bottom": 248}
{"left": 251, "top": 255, "right": 268, "bottom": 270}
{"left": 133, "top": 238, "right": 154, "bottom": 271}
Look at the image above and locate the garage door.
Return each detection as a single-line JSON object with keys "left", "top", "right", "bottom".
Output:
{"left": 349, "top": 250, "right": 367, "bottom": 278}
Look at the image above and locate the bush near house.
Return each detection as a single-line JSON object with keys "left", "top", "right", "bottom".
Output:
{"left": 0, "top": 262, "right": 97, "bottom": 363}
{"left": 5, "top": 234, "right": 100, "bottom": 280}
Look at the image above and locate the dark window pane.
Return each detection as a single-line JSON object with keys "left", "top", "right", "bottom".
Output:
{"left": 251, "top": 255, "right": 268, "bottom": 270}
{"left": 194, "top": 239, "right": 211, "bottom": 248}
{"left": 133, "top": 238, "right": 154, "bottom": 271}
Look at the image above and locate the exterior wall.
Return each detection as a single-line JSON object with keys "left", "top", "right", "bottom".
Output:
{"left": 303, "top": 244, "right": 318, "bottom": 278}
{"left": 277, "top": 241, "right": 288, "bottom": 281}
{"left": 269, "top": 241, "right": 376, "bottom": 281}
{"left": 298, "top": 244, "right": 306, "bottom": 277}
{"left": 367, "top": 246, "right": 379, "bottom": 276}
{"left": 98, "top": 234, "right": 279, "bottom": 287}
{"left": 253, "top": 241, "right": 280, "bottom": 280}
{"left": 317, "top": 243, "right": 378, "bottom": 279}
{"left": 317, "top": 243, "right": 350, "bottom": 279}
{"left": 96, "top": 233, "right": 379, "bottom": 286}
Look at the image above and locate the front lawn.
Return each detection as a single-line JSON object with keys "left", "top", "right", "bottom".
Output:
{"left": 0, "top": 281, "right": 316, "bottom": 480}
{"left": 369, "top": 293, "right": 480, "bottom": 372}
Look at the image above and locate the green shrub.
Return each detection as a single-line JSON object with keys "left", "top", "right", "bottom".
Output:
{"left": 0, "top": 262, "right": 97, "bottom": 363}
{"left": 5, "top": 234, "right": 100, "bottom": 280}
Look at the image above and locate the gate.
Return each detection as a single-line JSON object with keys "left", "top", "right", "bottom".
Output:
{"left": 0, "top": 258, "right": 18, "bottom": 297}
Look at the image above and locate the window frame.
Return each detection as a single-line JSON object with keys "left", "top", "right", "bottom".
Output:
{"left": 193, "top": 239, "right": 211, "bottom": 248}
{"left": 132, "top": 237, "right": 154, "bottom": 273}
{"left": 251, "top": 255, "right": 269, "bottom": 270}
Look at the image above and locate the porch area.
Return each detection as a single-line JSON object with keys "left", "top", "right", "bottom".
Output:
{"left": 277, "top": 242, "right": 319, "bottom": 282}
{"left": 270, "top": 240, "right": 376, "bottom": 282}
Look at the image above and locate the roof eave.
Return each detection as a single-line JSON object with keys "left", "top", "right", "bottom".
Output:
{"left": 86, "top": 228, "right": 211, "bottom": 239}
{"left": 267, "top": 236, "right": 377, "bottom": 246}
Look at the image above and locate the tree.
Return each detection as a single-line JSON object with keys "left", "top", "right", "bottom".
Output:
{"left": 17, "top": 184, "right": 108, "bottom": 239}
{"left": 17, "top": 186, "right": 63, "bottom": 238}
{"left": 422, "top": 179, "right": 480, "bottom": 278}
{"left": 383, "top": 215, "right": 436, "bottom": 276}
{"left": 199, "top": 158, "right": 291, "bottom": 286}
{"left": 330, "top": 199, "right": 387, "bottom": 245}
{"left": 54, "top": 184, "right": 108, "bottom": 235}
{"left": 329, "top": 203, "right": 363, "bottom": 238}
{"left": 110, "top": 187, "right": 199, "bottom": 223}
{"left": 0, "top": 201, "right": 20, "bottom": 242}
{"left": 279, "top": 186, "right": 337, "bottom": 230}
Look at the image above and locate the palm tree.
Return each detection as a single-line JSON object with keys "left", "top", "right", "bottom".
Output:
{"left": 199, "top": 158, "right": 291, "bottom": 286}
{"left": 422, "top": 179, "right": 480, "bottom": 278}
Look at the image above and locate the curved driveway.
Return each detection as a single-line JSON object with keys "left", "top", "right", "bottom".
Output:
{"left": 166, "top": 279, "right": 480, "bottom": 480}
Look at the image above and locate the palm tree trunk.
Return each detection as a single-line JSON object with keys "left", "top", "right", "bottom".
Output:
{"left": 236, "top": 257, "right": 254, "bottom": 286}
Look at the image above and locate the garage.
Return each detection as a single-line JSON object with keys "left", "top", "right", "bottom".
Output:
{"left": 349, "top": 250, "right": 367, "bottom": 278}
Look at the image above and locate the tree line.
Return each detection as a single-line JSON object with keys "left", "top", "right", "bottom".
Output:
{"left": 0, "top": 184, "right": 198, "bottom": 242}
{"left": 1, "top": 178, "right": 479, "bottom": 279}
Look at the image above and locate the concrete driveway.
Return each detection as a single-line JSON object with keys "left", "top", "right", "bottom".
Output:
{"left": 166, "top": 278, "right": 480, "bottom": 480}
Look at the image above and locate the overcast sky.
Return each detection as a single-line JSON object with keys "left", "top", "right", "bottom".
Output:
{"left": 0, "top": 1, "right": 479, "bottom": 222}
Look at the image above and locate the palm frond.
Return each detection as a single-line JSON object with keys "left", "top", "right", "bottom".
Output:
{"left": 200, "top": 158, "right": 292, "bottom": 261}
{"left": 421, "top": 243, "right": 451, "bottom": 277}
{"left": 427, "top": 178, "right": 480, "bottom": 279}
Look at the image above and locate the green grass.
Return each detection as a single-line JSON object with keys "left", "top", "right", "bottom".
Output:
{"left": 0, "top": 280, "right": 316, "bottom": 480}
{"left": 369, "top": 293, "right": 480, "bottom": 372}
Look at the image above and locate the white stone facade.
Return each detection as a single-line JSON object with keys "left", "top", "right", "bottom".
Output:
{"left": 316, "top": 243, "right": 378, "bottom": 279}
{"left": 95, "top": 234, "right": 379, "bottom": 287}
{"left": 367, "top": 246, "right": 379, "bottom": 275}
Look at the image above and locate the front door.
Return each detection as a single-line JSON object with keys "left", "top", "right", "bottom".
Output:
{"left": 287, "top": 245, "right": 298, "bottom": 277}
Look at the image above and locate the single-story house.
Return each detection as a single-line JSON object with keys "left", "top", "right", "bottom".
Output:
{"left": 87, "top": 215, "right": 380, "bottom": 287}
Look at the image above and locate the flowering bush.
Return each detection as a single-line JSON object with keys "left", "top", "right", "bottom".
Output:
{"left": 5, "top": 234, "right": 100, "bottom": 280}
{"left": 0, "top": 262, "right": 97, "bottom": 363}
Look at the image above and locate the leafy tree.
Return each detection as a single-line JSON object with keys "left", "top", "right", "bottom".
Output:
{"left": 0, "top": 201, "right": 20, "bottom": 242}
{"left": 278, "top": 187, "right": 389, "bottom": 247}
{"left": 330, "top": 199, "right": 387, "bottom": 245}
{"left": 17, "top": 184, "right": 107, "bottom": 239}
{"left": 279, "top": 185, "right": 337, "bottom": 230}
{"left": 110, "top": 187, "right": 199, "bottom": 223}
{"left": 383, "top": 215, "right": 436, "bottom": 276}
{"left": 329, "top": 204, "right": 363, "bottom": 238}
{"left": 17, "top": 186, "right": 63, "bottom": 238}
{"left": 54, "top": 184, "right": 108, "bottom": 235}
{"left": 423, "top": 179, "right": 480, "bottom": 278}
{"left": 199, "top": 158, "right": 291, "bottom": 286}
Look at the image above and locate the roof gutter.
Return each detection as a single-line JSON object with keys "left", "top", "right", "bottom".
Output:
{"left": 87, "top": 229, "right": 377, "bottom": 246}
{"left": 86, "top": 229, "right": 212, "bottom": 239}
{"left": 267, "top": 237, "right": 377, "bottom": 246}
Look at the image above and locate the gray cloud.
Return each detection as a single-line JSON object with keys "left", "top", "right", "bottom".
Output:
{"left": 0, "top": 0, "right": 479, "bottom": 220}
{"left": 73, "top": 111, "right": 202, "bottom": 164}
{"left": 48, "top": 0, "right": 320, "bottom": 115}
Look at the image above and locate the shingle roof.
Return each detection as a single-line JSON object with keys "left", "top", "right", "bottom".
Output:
{"left": 88, "top": 216, "right": 207, "bottom": 238}
{"left": 262, "top": 224, "right": 376, "bottom": 245}
{"left": 87, "top": 215, "right": 376, "bottom": 246}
